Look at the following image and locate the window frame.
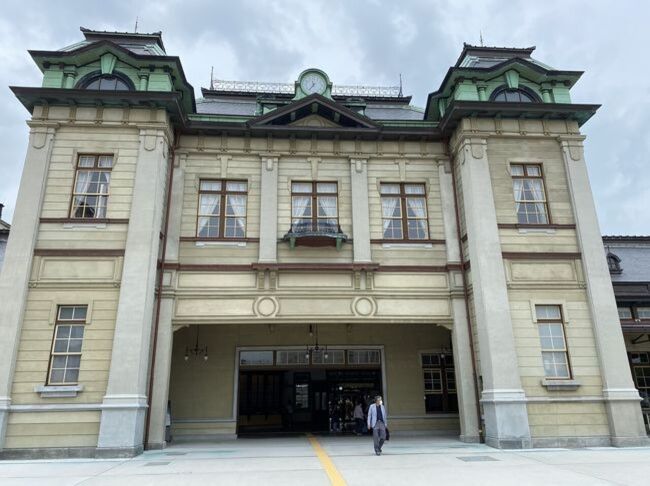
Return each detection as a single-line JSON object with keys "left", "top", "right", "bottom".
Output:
{"left": 76, "top": 71, "right": 135, "bottom": 91}
{"left": 68, "top": 154, "right": 114, "bottom": 220}
{"left": 490, "top": 86, "right": 540, "bottom": 103}
{"left": 380, "top": 182, "right": 430, "bottom": 241}
{"left": 46, "top": 305, "right": 87, "bottom": 386}
{"left": 290, "top": 181, "right": 340, "bottom": 234}
{"left": 420, "top": 352, "right": 457, "bottom": 414}
{"left": 536, "top": 305, "right": 573, "bottom": 380}
{"left": 196, "top": 179, "right": 249, "bottom": 240}
{"left": 510, "top": 163, "right": 552, "bottom": 226}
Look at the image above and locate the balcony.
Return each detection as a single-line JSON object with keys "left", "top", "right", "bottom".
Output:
{"left": 282, "top": 220, "right": 348, "bottom": 249}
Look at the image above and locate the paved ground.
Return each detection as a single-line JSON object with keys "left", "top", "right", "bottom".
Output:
{"left": 1, "top": 435, "right": 650, "bottom": 485}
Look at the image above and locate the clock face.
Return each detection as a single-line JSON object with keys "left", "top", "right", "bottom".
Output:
{"left": 300, "top": 72, "right": 327, "bottom": 95}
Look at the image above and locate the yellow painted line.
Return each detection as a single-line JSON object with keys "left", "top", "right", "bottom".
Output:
{"left": 307, "top": 433, "right": 348, "bottom": 486}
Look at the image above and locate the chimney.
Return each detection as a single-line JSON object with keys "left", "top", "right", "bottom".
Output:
{"left": 0, "top": 203, "right": 3, "bottom": 220}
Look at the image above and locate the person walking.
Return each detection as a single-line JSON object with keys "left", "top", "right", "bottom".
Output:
{"left": 353, "top": 400, "right": 365, "bottom": 436}
{"left": 367, "top": 395, "right": 387, "bottom": 455}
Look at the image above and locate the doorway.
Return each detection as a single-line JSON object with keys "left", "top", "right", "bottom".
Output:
{"left": 237, "top": 368, "right": 382, "bottom": 434}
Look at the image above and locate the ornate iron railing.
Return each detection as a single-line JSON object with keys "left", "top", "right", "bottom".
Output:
{"left": 210, "top": 78, "right": 402, "bottom": 98}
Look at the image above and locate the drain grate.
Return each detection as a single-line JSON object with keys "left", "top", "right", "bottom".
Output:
{"left": 144, "top": 461, "right": 171, "bottom": 466}
{"left": 456, "top": 455, "right": 498, "bottom": 462}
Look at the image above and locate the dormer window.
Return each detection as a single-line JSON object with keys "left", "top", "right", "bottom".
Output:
{"left": 78, "top": 73, "right": 133, "bottom": 91}
{"left": 606, "top": 252, "right": 622, "bottom": 274}
{"left": 490, "top": 86, "right": 538, "bottom": 103}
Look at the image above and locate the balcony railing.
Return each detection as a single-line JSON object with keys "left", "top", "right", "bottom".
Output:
{"left": 282, "top": 220, "right": 348, "bottom": 249}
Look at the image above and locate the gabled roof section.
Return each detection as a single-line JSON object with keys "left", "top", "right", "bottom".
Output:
{"left": 424, "top": 43, "right": 592, "bottom": 126}
{"left": 26, "top": 33, "right": 195, "bottom": 114}
{"left": 248, "top": 94, "right": 379, "bottom": 130}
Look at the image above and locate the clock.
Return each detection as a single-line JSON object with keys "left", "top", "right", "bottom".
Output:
{"left": 300, "top": 72, "right": 327, "bottom": 95}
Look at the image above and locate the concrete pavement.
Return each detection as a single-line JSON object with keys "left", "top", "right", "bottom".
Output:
{"left": 1, "top": 435, "right": 649, "bottom": 485}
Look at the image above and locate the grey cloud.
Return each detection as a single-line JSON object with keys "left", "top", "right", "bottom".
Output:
{"left": 0, "top": 0, "right": 646, "bottom": 235}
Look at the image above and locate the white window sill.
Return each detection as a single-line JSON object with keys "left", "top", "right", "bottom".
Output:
{"left": 195, "top": 241, "right": 247, "bottom": 248}
{"left": 63, "top": 223, "right": 107, "bottom": 230}
{"left": 34, "top": 384, "right": 84, "bottom": 398}
{"left": 518, "top": 228, "right": 556, "bottom": 235}
{"left": 382, "top": 243, "right": 433, "bottom": 249}
{"left": 541, "top": 379, "right": 580, "bottom": 391}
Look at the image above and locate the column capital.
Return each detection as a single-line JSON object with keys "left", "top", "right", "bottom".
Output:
{"left": 259, "top": 155, "right": 278, "bottom": 171}
{"left": 348, "top": 156, "right": 368, "bottom": 173}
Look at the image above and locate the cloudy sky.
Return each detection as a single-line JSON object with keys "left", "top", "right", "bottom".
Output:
{"left": 0, "top": 0, "right": 647, "bottom": 234}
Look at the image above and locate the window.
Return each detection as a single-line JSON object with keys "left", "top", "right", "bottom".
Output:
{"left": 70, "top": 155, "right": 113, "bottom": 219}
{"left": 421, "top": 352, "right": 457, "bottom": 413}
{"left": 380, "top": 183, "right": 429, "bottom": 240}
{"left": 637, "top": 307, "right": 650, "bottom": 320}
{"left": 276, "top": 350, "right": 309, "bottom": 365}
{"left": 629, "top": 353, "right": 650, "bottom": 409}
{"left": 47, "top": 305, "right": 87, "bottom": 385}
{"left": 347, "top": 349, "right": 381, "bottom": 365}
{"left": 607, "top": 252, "right": 622, "bottom": 274}
{"left": 291, "top": 182, "right": 339, "bottom": 234}
{"left": 197, "top": 180, "right": 248, "bottom": 238}
{"left": 536, "top": 305, "right": 571, "bottom": 379}
{"left": 632, "top": 366, "right": 650, "bottom": 410}
{"left": 311, "top": 349, "right": 345, "bottom": 365}
{"left": 511, "top": 164, "right": 549, "bottom": 225}
{"left": 618, "top": 306, "right": 633, "bottom": 320}
{"left": 239, "top": 350, "right": 274, "bottom": 366}
{"left": 491, "top": 87, "right": 538, "bottom": 103}
{"left": 81, "top": 74, "right": 133, "bottom": 91}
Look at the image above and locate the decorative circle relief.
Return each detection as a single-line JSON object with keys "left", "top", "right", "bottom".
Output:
{"left": 254, "top": 296, "right": 279, "bottom": 317}
{"left": 352, "top": 296, "right": 377, "bottom": 317}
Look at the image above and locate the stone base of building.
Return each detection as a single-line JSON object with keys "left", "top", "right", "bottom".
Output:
{"left": 531, "top": 436, "right": 611, "bottom": 448}
{"left": 485, "top": 437, "right": 533, "bottom": 449}
{"left": 0, "top": 445, "right": 147, "bottom": 460}
{"left": 0, "top": 446, "right": 96, "bottom": 460}
{"left": 610, "top": 435, "right": 650, "bottom": 447}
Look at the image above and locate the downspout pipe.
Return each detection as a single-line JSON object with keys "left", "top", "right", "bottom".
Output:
{"left": 144, "top": 128, "right": 179, "bottom": 449}
{"left": 446, "top": 136, "right": 484, "bottom": 442}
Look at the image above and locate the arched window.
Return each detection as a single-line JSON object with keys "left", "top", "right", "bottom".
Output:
{"left": 78, "top": 73, "right": 133, "bottom": 91}
{"left": 490, "top": 86, "right": 539, "bottom": 103}
{"left": 606, "top": 251, "right": 622, "bottom": 274}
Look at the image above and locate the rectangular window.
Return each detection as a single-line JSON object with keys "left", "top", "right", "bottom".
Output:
{"left": 536, "top": 305, "right": 571, "bottom": 379}
{"left": 380, "top": 183, "right": 429, "bottom": 240}
{"left": 311, "top": 349, "right": 345, "bottom": 365}
{"left": 618, "top": 306, "right": 633, "bottom": 320}
{"left": 276, "top": 350, "right": 309, "bottom": 365}
{"left": 421, "top": 352, "right": 458, "bottom": 413}
{"left": 239, "top": 350, "right": 274, "bottom": 366}
{"left": 70, "top": 155, "right": 113, "bottom": 219}
{"left": 291, "top": 181, "right": 338, "bottom": 233}
{"left": 511, "top": 164, "right": 549, "bottom": 225}
{"left": 47, "top": 305, "right": 87, "bottom": 385}
{"left": 637, "top": 307, "right": 650, "bottom": 320}
{"left": 632, "top": 366, "right": 650, "bottom": 410}
{"left": 197, "top": 180, "right": 248, "bottom": 238}
{"left": 347, "top": 349, "right": 381, "bottom": 365}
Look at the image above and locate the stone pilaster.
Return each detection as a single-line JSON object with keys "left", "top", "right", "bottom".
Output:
{"left": 0, "top": 123, "right": 56, "bottom": 451}
{"left": 437, "top": 157, "right": 480, "bottom": 443}
{"left": 349, "top": 157, "right": 371, "bottom": 263}
{"left": 146, "top": 298, "right": 174, "bottom": 449}
{"left": 96, "top": 127, "right": 170, "bottom": 457}
{"left": 258, "top": 156, "right": 278, "bottom": 263}
{"left": 456, "top": 136, "right": 531, "bottom": 449}
{"left": 146, "top": 154, "right": 184, "bottom": 449}
{"left": 559, "top": 136, "right": 648, "bottom": 446}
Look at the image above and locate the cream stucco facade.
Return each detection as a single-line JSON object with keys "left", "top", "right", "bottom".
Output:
{"left": 0, "top": 29, "right": 647, "bottom": 458}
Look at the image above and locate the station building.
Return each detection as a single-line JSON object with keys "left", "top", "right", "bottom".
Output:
{"left": 0, "top": 27, "right": 647, "bottom": 458}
